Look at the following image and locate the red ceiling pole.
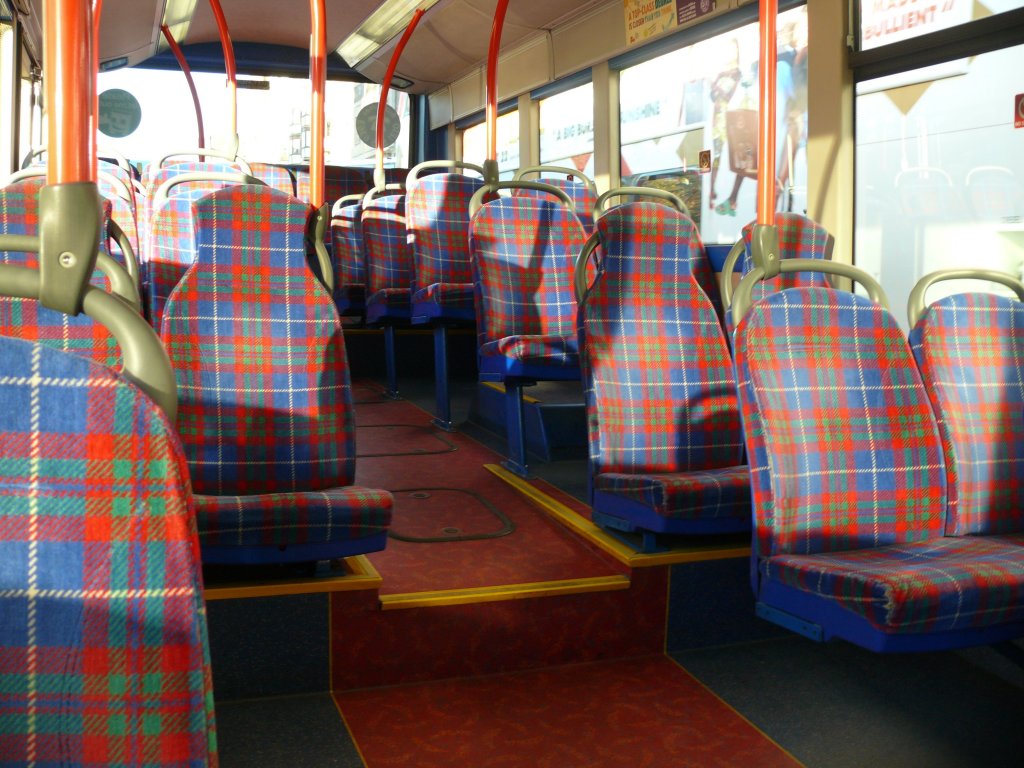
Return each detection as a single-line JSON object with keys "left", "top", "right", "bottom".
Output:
{"left": 375, "top": 7, "right": 424, "bottom": 189}
{"left": 757, "top": 0, "right": 778, "bottom": 226}
{"left": 208, "top": 0, "right": 237, "bottom": 143}
{"left": 161, "top": 25, "right": 206, "bottom": 152}
{"left": 485, "top": 0, "right": 510, "bottom": 169}
{"left": 45, "top": 0, "right": 94, "bottom": 183}
{"left": 309, "top": 0, "right": 326, "bottom": 207}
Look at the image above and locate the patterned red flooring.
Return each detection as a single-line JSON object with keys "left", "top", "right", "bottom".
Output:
{"left": 350, "top": 387, "right": 623, "bottom": 595}
{"left": 335, "top": 654, "right": 803, "bottom": 768}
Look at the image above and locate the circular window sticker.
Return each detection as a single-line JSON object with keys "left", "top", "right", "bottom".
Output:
{"left": 356, "top": 102, "right": 401, "bottom": 148}
{"left": 98, "top": 89, "right": 142, "bottom": 138}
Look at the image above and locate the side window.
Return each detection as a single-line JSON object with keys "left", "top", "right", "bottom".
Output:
{"left": 618, "top": 6, "right": 808, "bottom": 244}
{"left": 538, "top": 82, "right": 594, "bottom": 176}
{"left": 461, "top": 110, "right": 519, "bottom": 180}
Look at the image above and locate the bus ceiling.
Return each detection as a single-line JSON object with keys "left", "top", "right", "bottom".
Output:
{"left": 17, "top": 0, "right": 605, "bottom": 92}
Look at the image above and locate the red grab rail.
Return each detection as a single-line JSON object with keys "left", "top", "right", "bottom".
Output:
{"left": 45, "top": 0, "right": 94, "bottom": 183}
{"left": 309, "top": 0, "right": 326, "bottom": 207}
{"left": 485, "top": 0, "right": 510, "bottom": 163}
{"left": 757, "top": 0, "right": 778, "bottom": 226}
{"left": 375, "top": 7, "right": 424, "bottom": 188}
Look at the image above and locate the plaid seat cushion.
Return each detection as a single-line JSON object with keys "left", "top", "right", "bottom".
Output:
{"left": 469, "top": 196, "right": 586, "bottom": 350}
{"left": 0, "top": 336, "right": 216, "bottom": 766}
{"left": 406, "top": 172, "right": 483, "bottom": 294}
{"left": 412, "top": 282, "right": 475, "bottom": 311}
{"left": 733, "top": 287, "right": 948, "bottom": 559}
{"left": 195, "top": 488, "right": 392, "bottom": 548}
{"left": 361, "top": 194, "right": 413, "bottom": 296}
{"left": 479, "top": 334, "right": 579, "bottom": 367}
{"left": 764, "top": 536, "right": 1024, "bottom": 633}
{"left": 910, "top": 293, "right": 1024, "bottom": 536}
{"left": 594, "top": 466, "right": 751, "bottom": 520}
{"left": 0, "top": 179, "right": 121, "bottom": 368}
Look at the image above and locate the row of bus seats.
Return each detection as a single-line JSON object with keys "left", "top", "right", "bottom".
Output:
{"left": 731, "top": 246, "right": 1024, "bottom": 652}
{"left": 1, "top": 163, "right": 395, "bottom": 569}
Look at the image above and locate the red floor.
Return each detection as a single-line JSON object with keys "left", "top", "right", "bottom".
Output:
{"left": 335, "top": 654, "right": 803, "bottom": 768}
{"left": 350, "top": 387, "right": 623, "bottom": 595}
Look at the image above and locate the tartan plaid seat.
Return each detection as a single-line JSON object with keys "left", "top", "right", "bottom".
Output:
{"left": 144, "top": 196, "right": 197, "bottom": 328}
{"left": 580, "top": 203, "right": 750, "bottom": 542}
{"left": 734, "top": 285, "right": 1024, "bottom": 650}
{"left": 330, "top": 199, "right": 366, "bottom": 316}
{"left": 160, "top": 184, "right": 393, "bottom": 564}
{"left": 469, "top": 195, "right": 587, "bottom": 473}
{"left": 0, "top": 335, "right": 216, "bottom": 766}
{"left": 295, "top": 166, "right": 369, "bottom": 205}
{"left": 910, "top": 293, "right": 1024, "bottom": 536}
{"left": 0, "top": 179, "right": 121, "bottom": 368}
{"left": 407, "top": 172, "right": 484, "bottom": 322}
{"left": 725, "top": 212, "right": 833, "bottom": 334}
{"left": 513, "top": 177, "right": 597, "bottom": 230}
{"left": 248, "top": 161, "right": 295, "bottom": 195}
{"left": 362, "top": 192, "right": 413, "bottom": 398}
{"left": 139, "top": 162, "right": 244, "bottom": 253}
{"left": 362, "top": 193, "right": 413, "bottom": 325}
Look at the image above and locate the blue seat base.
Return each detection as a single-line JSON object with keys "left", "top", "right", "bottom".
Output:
{"left": 757, "top": 577, "right": 1024, "bottom": 652}
{"left": 200, "top": 531, "right": 389, "bottom": 565}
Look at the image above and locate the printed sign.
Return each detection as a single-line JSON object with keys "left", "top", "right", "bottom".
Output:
{"left": 677, "top": 0, "right": 717, "bottom": 25}
{"left": 624, "top": 0, "right": 677, "bottom": 46}
{"left": 98, "top": 89, "right": 142, "bottom": 138}
{"left": 1017, "top": 93, "right": 1024, "bottom": 129}
{"left": 860, "top": 0, "right": 972, "bottom": 51}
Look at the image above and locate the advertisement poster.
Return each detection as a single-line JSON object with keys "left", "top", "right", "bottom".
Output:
{"left": 860, "top": 0, "right": 972, "bottom": 50}
{"left": 624, "top": 0, "right": 677, "bottom": 46}
{"left": 677, "top": 0, "right": 717, "bottom": 25}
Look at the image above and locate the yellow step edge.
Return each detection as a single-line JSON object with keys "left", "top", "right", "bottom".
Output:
{"left": 486, "top": 464, "right": 750, "bottom": 568}
{"left": 380, "top": 574, "right": 630, "bottom": 610}
{"left": 205, "top": 555, "right": 383, "bottom": 601}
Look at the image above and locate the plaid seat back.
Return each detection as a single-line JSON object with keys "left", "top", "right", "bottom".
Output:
{"left": 739, "top": 212, "right": 832, "bottom": 303}
{"left": 331, "top": 201, "right": 366, "bottom": 288}
{"left": 146, "top": 196, "right": 198, "bottom": 328}
{"left": 296, "top": 166, "right": 369, "bottom": 205}
{"left": 513, "top": 178, "right": 597, "bottom": 229}
{"left": 161, "top": 184, "right": 356, "bottom": 496}
{"left": 361, "top": 193, "right": 413, "bottom": 295}
{"left": 0, "top": 336, "right": 216, "bottom": 766}
{"left": 733, "top": 287, "right": 947, "bottom": 557}
{"left": 248, "top": 162, "right": 295, "bottom": 195}
{"left": 99, "top": 182, "right": 140, "bottom": 268}
{"left": 910, "top": 293, "right": 1024, "bottom": 535}
{"left": 140, "top": 162, "right": 244, "bottom": 247}
{"left": 581, "top": 203, "right": 743, "bottom": 476}
{"left": 407, "top": 173, "right": 484, "bottom": 293}
{"left": 469, "top": 197, "right": 587, "bottom": 346}
{"left": 0, "top": 180, "right": 121, "bottom": 368}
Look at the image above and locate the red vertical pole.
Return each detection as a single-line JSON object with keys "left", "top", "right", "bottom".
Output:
{"left": 207, "top": 0, "right": 237, "bottom": 141}
{"left": 161, "top": 25, "right": 205, "bottom": 152}
{"left": 485, "top": 0, "right": 510, "bottom": 163}
{"left": 45, "top": 0, "right": 94, "bottom": 183}
{"left": 91, "top": 0, "right": 101, "bottom": 179}
{"left": 375, "top": 8, "right": 424, "bottom": 187}
{"left": 309, "top": 0, "right": 326, "bottom": 207}
{"left": 757, "top": 0, "right": 778, "bottom": 226}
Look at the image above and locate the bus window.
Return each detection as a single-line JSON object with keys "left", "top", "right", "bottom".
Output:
{"left": 855, "top": 41, "right": 1024, "bottom": 328}
{"left": 538, "top": 81, "right": 593, "bottom": 176}
{"left": 461, "top": 109, "right": 519, "bottom": 180}
{"left": 618, "top": 5, "right": 808, "bottom": 244}
{"left": 94, "top": 68, "right": 410, "bottom": 167}
{"left": 0, "top": 19, "right": 13, "bottom": 173}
